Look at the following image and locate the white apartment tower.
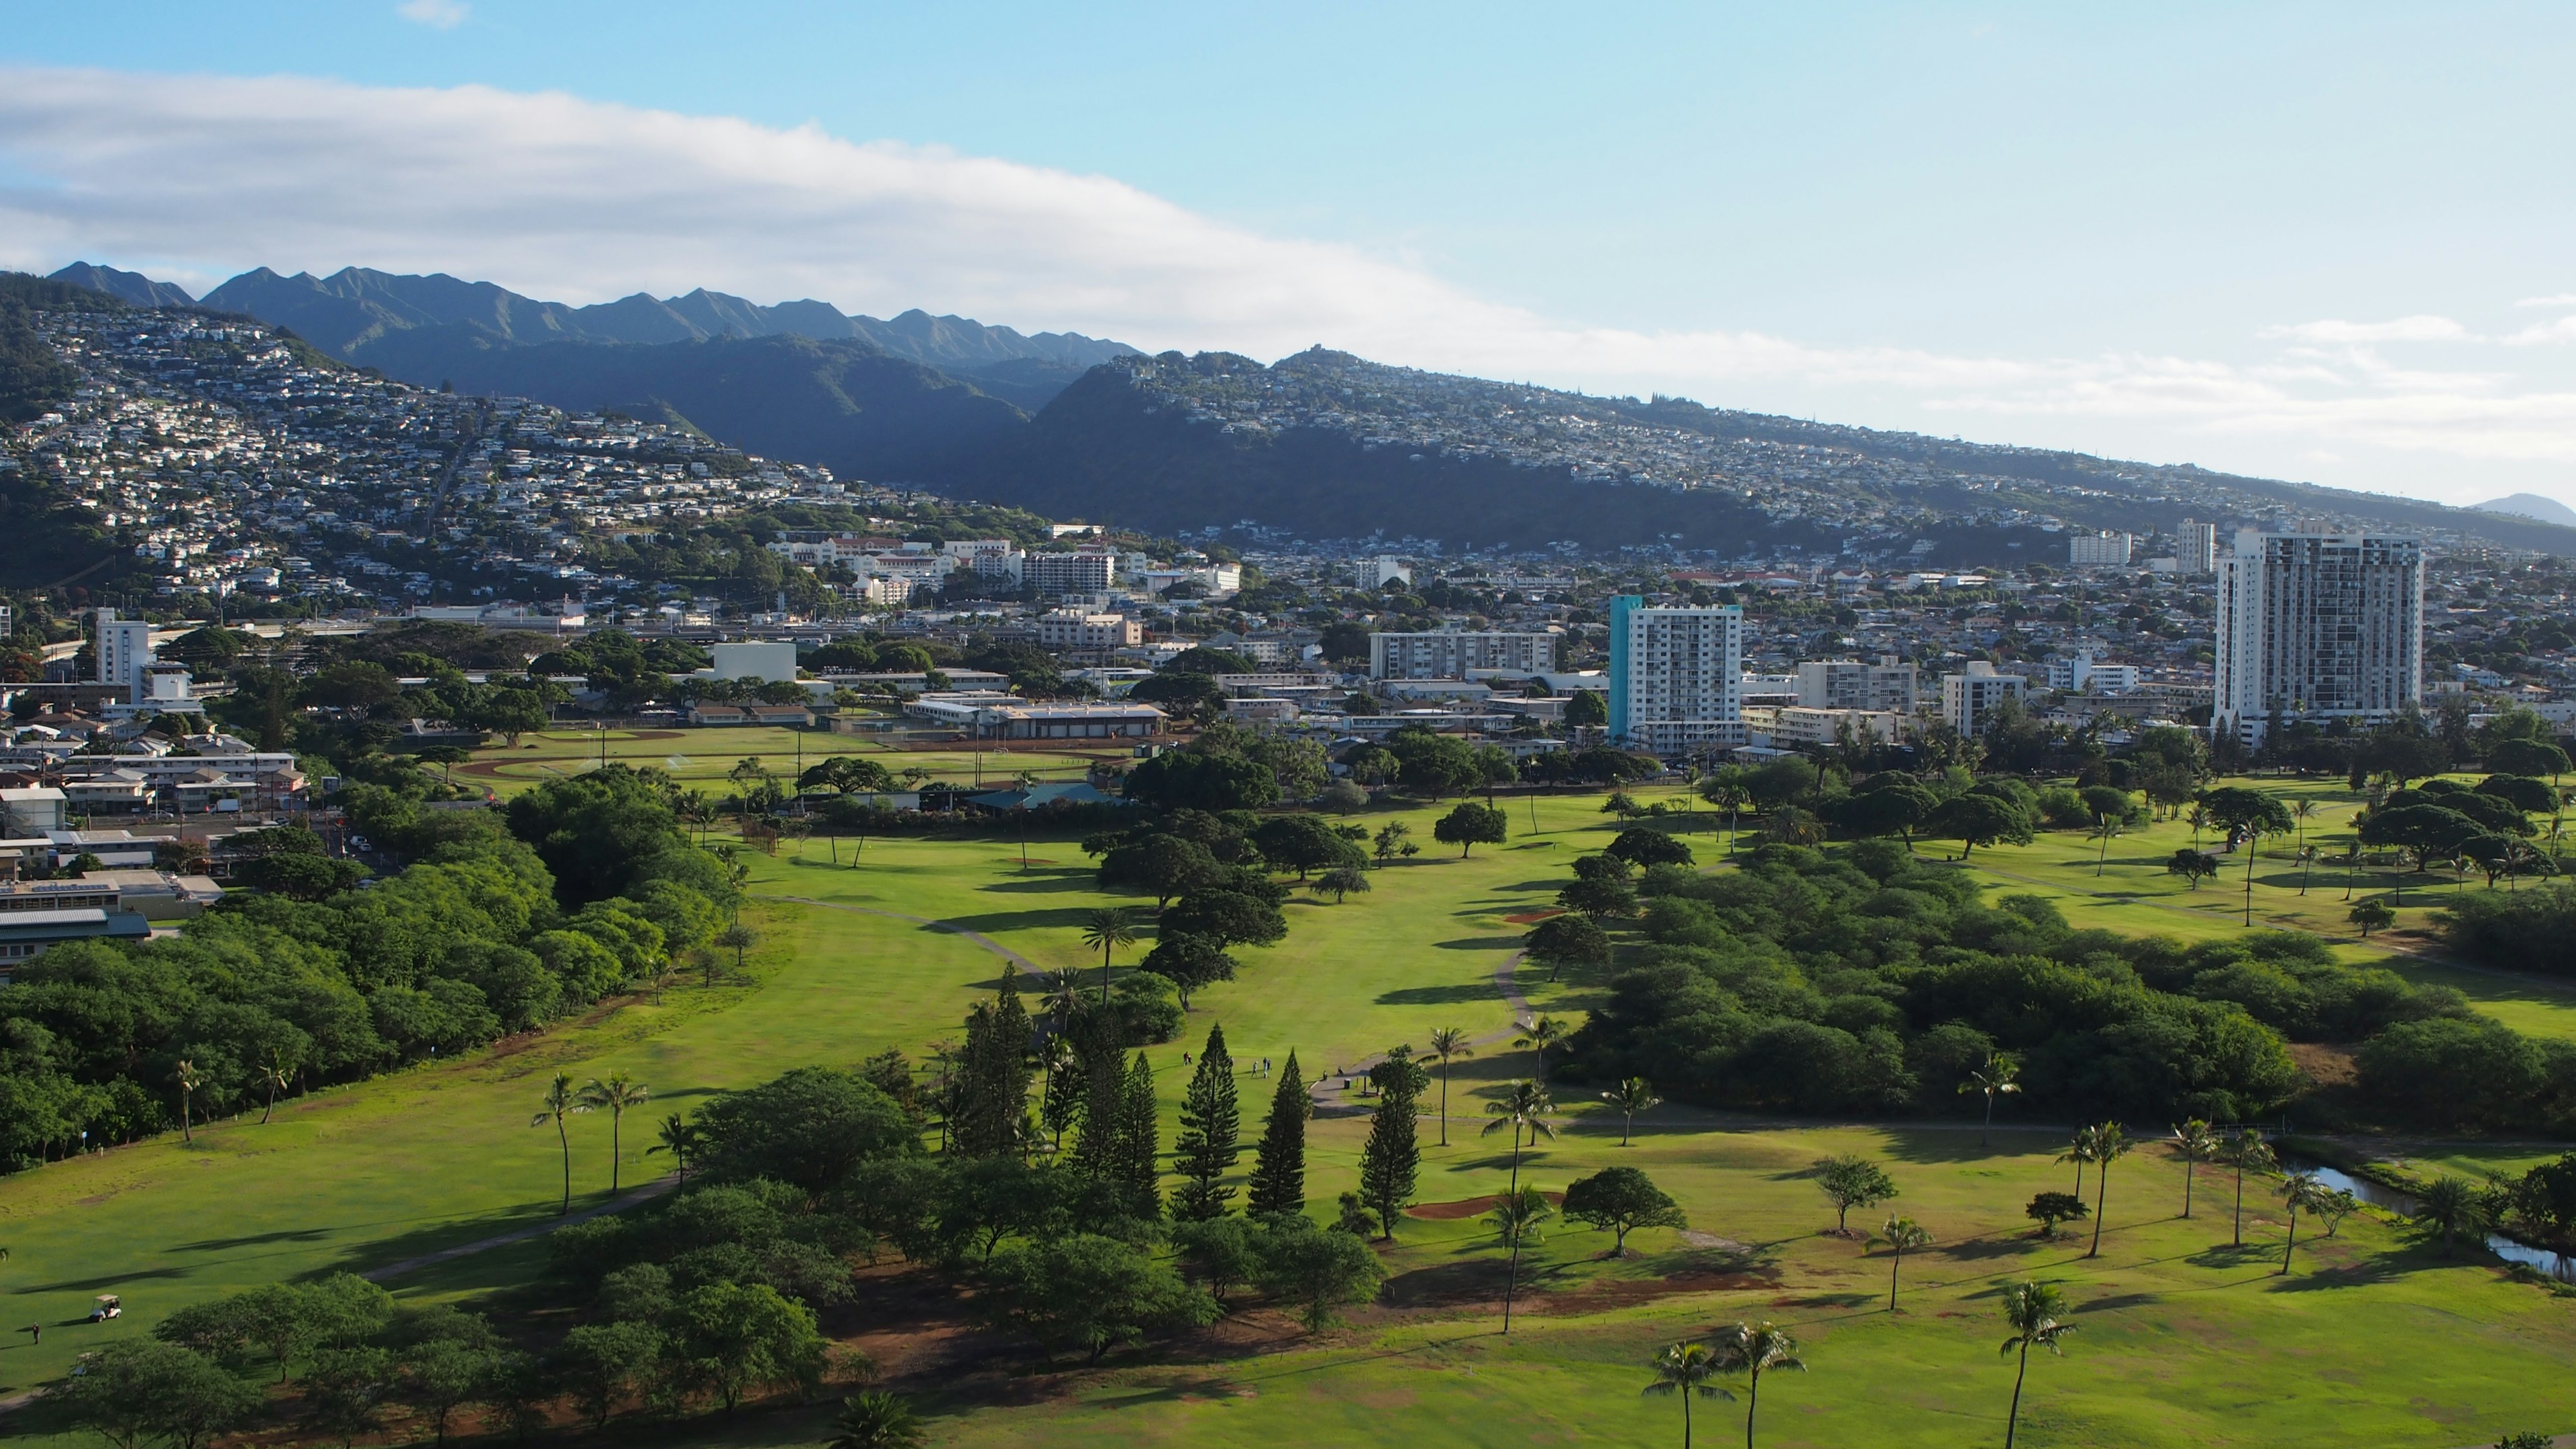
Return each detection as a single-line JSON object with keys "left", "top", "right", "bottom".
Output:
{"left": 1607, "top": 596, "right": 1744, "bottom": 754}
{"left": 1368, "top": 631, "right": 1559, "bottom": 680}
{"left": 2178, "top": 519, "right": 2219, "bottom": 574}
{"left": 2068, "top": 531, "right": 2135, "bottom": 568}
{"left": 2213, "top": 531, "right": 2423, "bottom": 745}
{"left": 1795, "top": 656, "right": 1918, "bottom": 714}
{"left": 95, "top": 608, "right": 154, "bottom": 702}
{"left": 1941, "top": 661, "right": 2027, "bottom": 737}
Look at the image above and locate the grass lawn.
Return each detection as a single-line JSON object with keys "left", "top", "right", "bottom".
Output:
{"left": 455, "top": 724, "right": 1115, "bottom": 800}
{"left": 3, "top": 783, "right": 2575, "bottom": 1446}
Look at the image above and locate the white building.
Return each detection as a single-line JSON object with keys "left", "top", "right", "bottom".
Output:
{"left": 1368, "top": 631, "right": 1559, "bottom": 680}
{"left": 1941, "top": 661, "right": 2028, "bottom": 736}
{"left": 1607, "top": 596, "right": 1744, "bottom": 755}
{"left": 1036, "top": 610, "right": 1144, "bottom": 651}
{"left": 1023, "top": 551, "right": 1119, "bottom": 597}
{"left": 1360, "top": 555, "right": 1413, "bottom": 588}
{"left": 2213, "top": 531, "right": 2423, "bottom": 745}
{"left": 2046, "top": 653, "right": 2143, "bottom": 696}
{"left": 95, "top": 608, "right": 154, "bottom": 702}
{"left": 2178, "top": 519, "right": 2219, "bottom": 574}
{"left": 2068, "top": 531, "right": 2136, "bottom": 568}
{"left": 1795, "top": 657, "right": 1918, "bottom": 714}
{"left": 1766, "top": 706, "right": 1902, "bottom": 748}
{"left": 711, "top": 641, "right": 800, "bottom": 684}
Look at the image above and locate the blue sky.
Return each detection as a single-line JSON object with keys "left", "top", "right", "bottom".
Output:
{"left": 6, "top": 2, "right": 2575, "bottom": 508}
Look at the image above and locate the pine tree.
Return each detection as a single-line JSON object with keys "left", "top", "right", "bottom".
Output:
{"left": 952, "top": 967, "right": 1034, "bottom": 1155}
{"left": 1067, "top": 1038, "right": 1123, "bottom": 1183}
{"left": 1246, "top": 1052, "right": 1309, "bottom": 1217}
{"left": 1114, "top": 1051, "right": 1162, "bottom": 1219}
{"left": 1356, "top": 1061, "right": 1421, "bottom": 1240}
{"left": 1040, "top": 1042, "right": 1083, "bottom": 1153}
{"left": 1169, "top": 1024, "right": 1240, "bottom": 1220}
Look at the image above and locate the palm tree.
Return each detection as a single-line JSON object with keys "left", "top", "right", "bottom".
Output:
{"left": 579, "top": 1073, "right": 651, "bottom": 1193}
{"left": 2412, "top": 1175, "right": 2487, "bottom": 1257}
{"left": 1866, "top": 1215, "right": 1934, "bottom": 1312}
{"left": 1515, "top": 1014, "right": 1572, "bottom": 1081}
{"left": 1080, "top": 906, "right": 1140, "bottom": 1003}
{"left": 1642, "top": 1340, "right": 1735, "bottom": 1449}
{"left": 648, "top": 1111, "right": 704, "bottom": 1183}
{"left": 1958, "top": 1051, "right": 2021, "bottom": 1148}
{"left": 2224, "top": 1129, "right": 2275, "bottom": 1247}
{"left": 1710, "top": 1321, "right": 1805, "bottom": 1449}
{"left": 2090, "top": 816, "right": 2122, "bottom": 877}
{"left": 2057, "top": 1125, "right": 2101, "bottom": 1201}
{"left": 2278, "top": 1171, "right": 2330, "bottom": 1275}
{"left": 2084, "top": 1123, "right": 2135, "bottom": 1259}
{"left": 1997, "top": 1281, "right": 2076, "bottom": 1449}
{"left": 1482, "top": 1079, "right": 1558, "bottom": 1197}
{"left": 531, "top": 1072, "right": 588, "bottom": 1215}
{"left": 826, "top": 1390, "right": 924, "bottom": 1449}
{"left": 1602, "top": 1077, "right": 1662, "bottom": 1146}
{"left": 256, "top": 1048, "right": 293, "bottom": 1126}
{"left": 2170, "top": 1120, "right": 2219, "bottom": 1218}
{"left": 1421, "top": 1027, "right": 1474, "bottom": 1147}
{"left": 1485, "top": 1185, "right": 1552, "bottom": 1334}
{"left": 2186, "top": 802, "right": 2210, "bottom": 852}
{"left": 2291, "top": 799, "right": 2318, "bottom": 892}
{"left": 174, "top": 1058, "right": 201, "bottom": 1144}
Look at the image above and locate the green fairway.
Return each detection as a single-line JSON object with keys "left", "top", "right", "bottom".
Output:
{"left": 458, "top": 724, "right": 1114, "bottom": 800}
{"left": 4, "top": 783, "right": 2575, "bottom": 1446}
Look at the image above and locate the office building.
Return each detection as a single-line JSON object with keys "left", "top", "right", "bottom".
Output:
{"left": 2213, "top": 531, "right": 2423, "bottom": 745}
{"left": 1369, "top": 631, "right": 1559, "bottom": 680}
{"left": 2178, "top": 519, "right": 2219, "bottom": 574}
{"left": 95, "top": 608, "right": 154, "bottom": 702}
{"left": 1606, "top": 596, "right": 1744, "bottom": 754}
{"left": 1036, "top": 610, "right": 1144, "bottom": 651}
{"left": 1795, "top": 656, "right": 1919, "bottom": 714}
{"left": 2068, "top": 531, "right": 2135, "bottom": 568}
{"left": 1941, "top": 661, "right": 2028, "bottom": 736}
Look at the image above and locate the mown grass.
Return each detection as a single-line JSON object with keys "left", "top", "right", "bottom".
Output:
{"left": 4, "top": 780, "right": 2575, "bottom": 1446}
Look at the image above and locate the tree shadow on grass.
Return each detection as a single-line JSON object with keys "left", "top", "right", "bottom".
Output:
{"left": 1877, "top": 1129, "right": 2066, "bottom": 1165}
{"left": 2082, "top": 1291, "right": 2164, "bottom": 1311}
{"left": 1435, "top": 935, "right": 1527, "bottom": 951}
{"left": 1377, "top": 983, "right": 1502, "bottom": 1006}
{"left": 938, "top": 907, "right": 1104, "bottom": 934}
{"left": 1938, "top": 1235, "right": 2048, "bottom": 1262}
{"left": 16, "top": 1265, "right": 194, "bottom": 1294}
{"left": 975, "top": 871, "right": 1105, "bottom": 896}
{"left": 2186, "top": 1242, "right": 2284, "bottom": 1271}
{"left": 175, "top": 1227, "right": 331, "bottom": 1253}
{"left": 2266, "top": 1253, "right": 2414, "bottom": 1291}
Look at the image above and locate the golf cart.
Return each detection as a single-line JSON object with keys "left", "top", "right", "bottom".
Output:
{"left": 87, "top": 1295, "right": 119, "bottom": 1322}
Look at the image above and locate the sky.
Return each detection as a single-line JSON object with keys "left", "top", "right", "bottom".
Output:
{"left": 5, "top": 1, "right": 2576, "bottom": 510}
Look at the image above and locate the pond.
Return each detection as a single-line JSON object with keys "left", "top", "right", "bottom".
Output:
{"left": 2287, "top": 1159, "right": 2576, "bottom": 1283}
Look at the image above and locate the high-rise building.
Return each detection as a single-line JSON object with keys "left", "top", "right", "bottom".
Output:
{"left": 1607, "top": 596, "right": 1743, "bottom": 754}
{"left": 2213, "top": 531, "right": 2422, "bottom": 745}
{"left": 2177, "top": 519, "right": 2219, "bottom": 574}
{"left": 1368, "top": 631, "right": 1558, "bottom": 680}
{"left": 1941, "top": 661, "right": 2027, "bottom": 736}
{"left": 95, "top": 608, "right": 153, "bottom": 702}
{"left": 1022, "top": 551, "right": 1118, "bottom": 597}
{"left": 1795, "top": 655, "right": 1917, "bottom": 714}
{"left": 2068, "top": 531, "right": 2135, "bottom": 568}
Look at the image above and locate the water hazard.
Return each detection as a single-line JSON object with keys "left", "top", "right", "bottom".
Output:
{"left": 2288, "top": 1159, "right": 2576, "bottom": 1283}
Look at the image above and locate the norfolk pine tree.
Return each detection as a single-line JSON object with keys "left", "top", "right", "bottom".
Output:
{"left": 1114, "top": 1053, "right": 1162, "bottom": 1218}
{"left": 1171, "top": 1024, "right": 1241, "bottom": 1220}
{"left": 1356, "top": 1061, "right": 1422, "bottom": 1239}
{"left": 1246, "top": 1052, "right": 1309, "bottom": 1216}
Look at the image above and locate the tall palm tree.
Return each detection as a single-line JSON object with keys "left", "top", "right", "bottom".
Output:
{"left": 1958, "top": 1051, "right": 2021, "bottom": 1148}
{"left": 2084, "top": 1122, "right": 2136, "bottom": 1259}
{"left": 1710, "top": 1321, "right": 1805, "bottom": 1449}
{"left": 1642, "top": 1340, "right": 1734, "bottom": 1449}
{"left": 1515, "top": 1014, "right": 1572, "bottom": 1081}
{"left": 2278, "top": 1171, "right": 2332, "bottom": 1275}
{"left": 1421, "top": 1027, "right": 1474, "bottom": 1147}
{"left": 1998, "top": 1281, "right": 2076, "bottom": 1449}
{"left": 649, "top": 1111, "right": 703, "bottom": 1183}
{"left": 578, "top": 1073, "right": 651, "bottom": 1193}
{"left": 1485, "top": 1185, "right": 1552, "bottom": 1334}
{"left": 2224, "top": 1129, "right": 2275, "bottom": 1247}
{"left": 174, "top": 1058, "right": 201, "bottom": 1144}
{"left": 531, "top": 1072, "right": 589, "bottom": 1216}
{"left": 2170, "top": 1120, "right": 2219, "bottom": 1218}
{"left": 1866, "top": 1216, "right": 1934, "bottom": 1311}
{"left": 1602, "top": 1077, "right": 1662, "bottom": 1146}
{"left": 1080, "top": 907, "right": 1140, "bottom": 1003}
{"left": 1482, "top": 1079, "right": 1558, "bottom": 1197}
{"left": 2090, "top": 816, "right": 2122, "bottom": 877}
{"left": 2186, "top": 802, "right": 2210, "bottom": 852}
{"left": 256, "top": 1048, "right": 293, "bottom": 1126}
{"left": 2291, "top": 798, "right": 2318, "bottom": 893}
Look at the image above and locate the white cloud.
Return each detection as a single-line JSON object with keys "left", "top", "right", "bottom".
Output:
{"left": 2518, "top": 294, "right": 2576, "bottom": 308}
{"left": 395, "top": 0, "right": 468, "bottom": 29}
{"left": 2, "top": 65, "right": 2575, "bottom": 507}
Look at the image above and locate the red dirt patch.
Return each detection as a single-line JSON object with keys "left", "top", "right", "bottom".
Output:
{"left": 1538, "top": 1267, "right": 1780, "bottom": 1313}
{"left": 1407, "top": 1191, "right": 1566, "bottom": 1220}
{"left": 1501, "top": 910, "right": 1565, "bottom": 925}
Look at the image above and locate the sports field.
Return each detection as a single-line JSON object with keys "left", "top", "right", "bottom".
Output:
{"left": 1, "top": 775, "right": 2573, "bottom": 1446}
